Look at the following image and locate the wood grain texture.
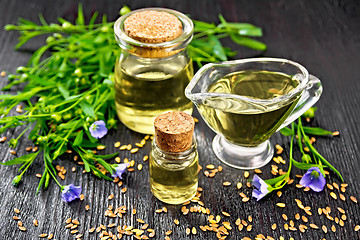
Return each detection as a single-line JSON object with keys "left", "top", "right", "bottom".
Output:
{"left": 0, "top": 0, "right": 359, "bottom": 239}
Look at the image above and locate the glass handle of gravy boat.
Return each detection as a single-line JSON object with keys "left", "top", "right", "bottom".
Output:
{"left": 277, "top": 75, "right": 323, "bottom": 131}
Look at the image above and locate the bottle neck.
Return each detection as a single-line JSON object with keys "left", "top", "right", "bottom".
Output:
{"left": 152, "top": 137, "right": 197, "bottom": 162}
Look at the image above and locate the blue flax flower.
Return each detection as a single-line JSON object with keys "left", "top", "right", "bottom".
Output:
{"left": 112, "top": 163, "right": 130, "bottom": 179}
{"left": 300, "top": 167, "right": 326, "bottom": 192}
{"left": 61, "top": 184, "right": 82, "bottom": 202}
{"left": 252, "top": 174, "right": 271, "bottom": 201}
{"left": 89, "top": 120, "right": 108, "bottom": 139}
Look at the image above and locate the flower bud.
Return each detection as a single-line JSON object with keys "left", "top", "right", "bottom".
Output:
{"left": 12, "top": 175, "right": 22, "bottom": 186}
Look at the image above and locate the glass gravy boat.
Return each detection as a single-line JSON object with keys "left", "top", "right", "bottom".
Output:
{"left": 185, "top": 58, "right": 322, "bottom": 169}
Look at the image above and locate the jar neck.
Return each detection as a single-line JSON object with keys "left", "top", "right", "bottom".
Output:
{"left": 114, "top": 8, "right": 193, "bottom": 59}
{"left": 152, "top": 137, "right": 197, "bottom": 162}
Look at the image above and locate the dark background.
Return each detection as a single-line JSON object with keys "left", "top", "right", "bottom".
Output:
{"left": 0, "top": 0, "right": 359, "bottom": 239}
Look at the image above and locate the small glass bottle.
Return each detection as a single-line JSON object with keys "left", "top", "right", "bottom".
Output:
{"left": 113, "top": 8, "right": 194, "bottom": 134}
{"left": 149, "top": 111, "right": 198, "bottom": 204}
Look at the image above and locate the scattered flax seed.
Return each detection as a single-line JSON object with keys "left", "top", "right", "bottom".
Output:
{"left": 80, "top": 194, "right": 85, "bottom": 201}
{"left": 119, "top": 145, "right": 127, "bottom": 150}
{"left": 206, "top": 164, "right": 215, "bottom": 170}
{"left": 350, "top": 196, "right": 358, "bottom": 203}
{"left": 330, "top": 192, "right": 337, "bottom": 200}
{"left": 340, "top": 219, "right": 345, "bottom": 227}
{"left": 276, "top": 203, "right": 286, "bottom": 208}
{"left": 322, "top": 225, "right": 328, "bottom": 233}
{"left": 114, "top": 142, "right": 121, "bottom": 148}
{"left": 244, "top": 171, "right": 249, "bottom": 178}
{"left": 275, "top": 144, "right": 284, "bottom": 154}
{"left": 143, "top": 156, "right": 149, "bottom": 162}
{"left": 331, "top": 225, "right": 336, "bottom": 232}
{"left": 310, "top": 223, "right": 319, "bottom": 229}
{"left": 302, "top": 216, "right": 308, "bottom": 222}
{"left": 223, "top": 182, "right": 231, "bottom": 186}
{"left": 271, "top": 223, "right": 277, "bottom": 230}
{"left": 295, "top": 213, "right": 300, "bottom": 220}
{"left": 333, "top": 182, "right": 339, "bottom": 190}
{"left": 1, "top": 71, "right": 5, "bottom": 77}
{"left": 121, "top": 187, "right": 127, "bottom": 193}
{"left": 10, "top": 150, "right": 16, "bottom": 155}
{"left": 19, "top": 226, "right": 26, "bottom": 231}
{"left": 337, "top": 207, "right": 345, "bottom": 214}
{"left": 13, "top": 216, "right": 20, "bottom": 220}
{"left": 246, "top": 182, "right": 251, "bottom": 188}
{"left": 65, "top": 218, "right": 72, "bottom": 224}
{"left": 237, "top": 182, "right": 243, "bottom": 189}
{"left": 26, "top": 147, "right": 33, "bottom": 152}
{"left": 339, "top": 194, "right": 346, "bottom": 201}
{"left": 108, "top": 194, "right": 114, "bottom": 200}
{"left": 303, "top": 147, "right": 310, "bottom": 152}
{"left": 137, "top": 164, "right": 143, "bottom": 171}
{"left": 355, "top": 225, "right": 360, "bottom": 232}
{"left": 242, "top": 197, "right": 250, "bottom": 202}
{"left": 341, "top": 183, "right": 348, "bottom": 188}
{"left": 97, "top": 145, "right": 106, "bottom": 150}
{"left": 132, "top": 209, "right": 137, "bottom": 215}
{"left": 32, "top": 146, "right": 39, "bottom": 152}
{"left": 72, "top": 219, "right": 80, "bottom": 225}
{"left": 254, "top": 169, "right": 262, "bottom": 174}
{"left": 17, "top": 221, "right": 23, "bottom": 226}
{"left": 14, "top": 208, "right": 20, "bottom": 214}
{"left": 174, "top": 219, "right": 179, "bottom": 225}
{"left": 332, "top": 131, "right": 340, "bottom": 136}
{"left": 296, "top": 184, "right": 303, "bottom": 188}
{"left": 48, "top": 233, "right": 54, "bottom": 239}
{"left": 39, "top": 233, "right": 48, "bottom": 238}
{"left": 186, "top": 228, "right": 190, "bottom": 235}
{"left": 246, "top": 225, "right": 252, "bottom": 232}
{"left": 238, "top": 224, "right": 244, "bottom": 231}
{"left": 282, "top": 214, "right": 288, "bottom": 221}
{"left": 115, "top": 157, "right": 121, "bottom": 163}
{"left": 127, "top": 144, "right": 132, "bottom": 150}
{"left": 193, "top": 117, "right": 199, "bottom": 123}
{"left": 222, "top": 211, "right": 230, "bottom": 217}
{"left": 130, "top": 148, "right": 139, "bottom": 153}
{"left": 165, "top": 230, "right": 172, "bottom": 235}
{"left": 303, "top": 187, "right": 310, "bottom": 192}
{"left": 318, "top": 208, "right": 322, "bottom": 215}
{"left": 85, "top": 205, "right": 90, "bottom": 211}
{"left": 326, "top": 183, "right": 334, "bottom": 190}
{"left": 33, "top": 219, "right": 38, "bottom": 227}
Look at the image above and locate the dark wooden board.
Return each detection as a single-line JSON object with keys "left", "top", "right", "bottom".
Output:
{"left": 0, "top": 0, "right": 359, "bottom": 239}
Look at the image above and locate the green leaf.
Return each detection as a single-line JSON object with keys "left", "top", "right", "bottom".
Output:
{"left": 95, "top": 152, "right": 118, "bottom": 160}
{"left": 80, "top": 101, "right": 95, "bottom": 118}
{"left": 230, "top": 34, "right": 267, "bottom": 51}
{"left": 279, "top": 127, "right": 294, "bottom": 136}
{"left": 73, "top": 130, "right": 83, "bottom": 146}
{"left": 96, "top": 158, "right": 113, "bottom": 174}
{"left": 264, "top": 174, "right": 287, "bottom": 186}
{"left": 292, "top": 160, "right": 325, "bottom": 170}
{"left": 1, "top": 152, "right": 39, "bottom": 165}
{"left": 76, "top": 4, "right": 85, "bottom": 25}
{"left": 57, "top": 84, "right": 70, "bottom": 100}
{"left": 208, "top": 35, "right": 227, "bottom": 61}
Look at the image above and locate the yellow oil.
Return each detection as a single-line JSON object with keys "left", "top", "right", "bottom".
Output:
{"left": 114, "top": 57, "right": 193, "bottom": 134}
{"left": 149, "top": 151, "right": 198, "bottom": 204}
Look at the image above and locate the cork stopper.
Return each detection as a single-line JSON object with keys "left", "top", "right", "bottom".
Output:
{"left": 154, "top": 111, "right": 195, "bottom": 153}
{"left": 124, "top": 10, "right": 183, "bottom": 43}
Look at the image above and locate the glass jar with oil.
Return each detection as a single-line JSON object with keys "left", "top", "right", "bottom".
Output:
{"left": 113, "top": 8, "right": 194, "bottom": 134}
{"left": 149, "top": 111, "right": 198, "bottom": 204}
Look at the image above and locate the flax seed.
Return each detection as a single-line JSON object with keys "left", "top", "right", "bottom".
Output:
{"left": 322, "top": 225, "right": 328, "bottom": 233}
{"left": 295, "top": 213, "right": 300, "bottom": 220}
{"left": 282, "top": 214, "right": 288, "bottom": 221}
{"left": 246, "top": 225, "right": 252, "bottom": 232}
{"left": 114, "top": 142, "right": 121, "bottom": 148}
{"left": 332, "top": 131, "right": 340, "bottom": 136}
{"left": 10, "top": 150, "right": 16, "bottom": 155}
{"left": 33, "top": 146, "right": 39, "bottom": 152}
{"left": 330, "top": 192, "right": 337, "bottom": 200}
{"left": 350, "top": 196, "right": 358, "bottom": 203}
{"left": 18, "top": 226, "right": 27, "bottom": 232}
{"left": 275, "top": 144, "right": 284, "bottom": 154}
{"left": 271, "top": 223, "right": 277, "bottom": 230}
{"left": 26, "top": 146, "right": 33, "bottom": 152}
{"left": 130, "top": 148, "right": 138, "bottom": 153}
{"left": 0, "top": 71, "right": 5, "bottom": 77}
{"left": 310, "top": 223, "right": 319, "bottom": 229}
{"left": 355, "top": 225, "right": 360, "bottom": 231}
{"left": 276, "top": 203, "right": 286, "bottom": 208}
{"left": 223, "top": 182, "right": 231, "bottom": 186}
{"left": 254, "top": 169, "right": 262, "bottom": 174}
{"left": 206, "top": 164, "right": 215, "bottom": 170}
{"left": 302, "top": 216, "right": 308, "bottom": 222}
{"left": 39, "top": 233, "right": 48, "bottom": 238}
{"left": 218, "top": 165, "right": 223, "bottom": 172}
{"left": 339, "top": 193, "right": 346, "bottom": 201}
{"left": 238, "top": 224, "right": 244, "bottom": 231}
{"left": 97, "top": 145, "right": 106, "bottom": 150}
{"left": 244, "top": 171, "right": 249, "bottom": 178}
